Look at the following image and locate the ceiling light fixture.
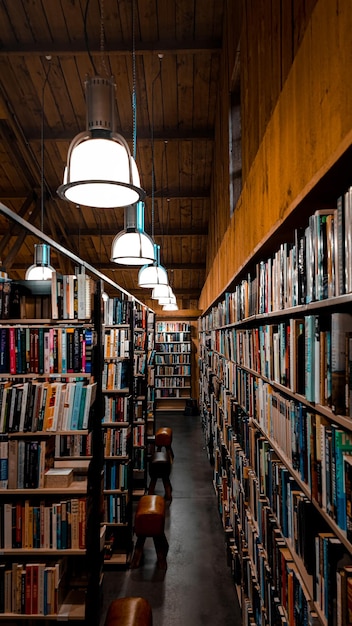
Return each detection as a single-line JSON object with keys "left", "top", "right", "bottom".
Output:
{"left": 138, "top": 243, "right": 168, "bottom": 288}
{"left": 110, "top": 201, "right": 155, "bottom": 265}
{"left": 158, "top": 286, "right": 177, "bottom": 305}
{"left": 151, "top": 283, "right": 171, "bottom": 299}
{"left": 25, "top": 243, "right": 55, "bottom": 280}
{"left": 57, "top": 75, "right": 145, "bottom": 208}
{"left": 162, "top": 302, "right": 179, "bottom": 311}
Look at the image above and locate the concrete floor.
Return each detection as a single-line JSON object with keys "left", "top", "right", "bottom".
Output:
{"left": 99, "top": 411, "right": 241, "bottom": 625}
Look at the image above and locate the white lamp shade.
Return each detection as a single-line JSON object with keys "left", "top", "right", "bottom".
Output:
{"left": 110, "top": 230, "right": 155, "bottom": 265}
{"left": 151, "top": 283, "right": 170, "bottom": 299}
{"left": 61, "top": 138, "right": 142, "bottom": 208}
{"left": 138, "top": 263, "right": 168, "bottom": 288}
{"left": 25, "top": 244, "right": 55, "bottom": 281}
{"left": 162, "top": 303, "right": 179, "bottom": 311}
{"left": 25, "top": 264, "right": 55, "bottom": 280}
{"left": 158, "top": 286, "right": 176, "bottom": 304}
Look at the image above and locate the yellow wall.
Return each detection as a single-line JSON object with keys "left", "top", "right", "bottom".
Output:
{"left": 200, "top": 0, "right": 352, "bottom": 312}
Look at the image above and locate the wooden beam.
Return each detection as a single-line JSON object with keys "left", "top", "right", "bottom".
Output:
{"left": 64, "top": 227, "right": 208, "bottom": 237}
{"left": 0, "top": 40, "right": 221, "bottom": 57}
{"left": 27, "top": 128, "right": 214, "bottom": 142}
{"left": 2, "top": 200, "right": 41, "bottom": 270}
{"left": 96, "top": 262, "right": 205, "bottom": 271}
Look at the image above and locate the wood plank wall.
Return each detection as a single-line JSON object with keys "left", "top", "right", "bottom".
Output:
{"left": 200, "top": 0, "right": 350, "bottom": 312}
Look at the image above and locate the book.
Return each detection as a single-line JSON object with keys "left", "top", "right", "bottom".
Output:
{"left": 44, "top": 467, "right": 73, "bottom": 488}
{"left": 331, "top": 313, "right": 352, "bottom": 415}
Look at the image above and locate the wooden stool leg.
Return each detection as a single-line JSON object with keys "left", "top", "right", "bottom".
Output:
{"left": 148, "top": 477, "right": 157, "bottom": 495}
{"left": 153, "top": 533, "right": 169, "bottom": 570}
{"left": 130, "top": 535, "right": 146, "bottom": 569}
{"left": 162, "top": 477, "right": 172, "bottom": 501}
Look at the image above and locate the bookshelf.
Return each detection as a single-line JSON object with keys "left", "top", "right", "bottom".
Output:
{"left": 146, "top": 310, "right": 156, "bottom": 443}
{"left": 0, "top": 202, "right": 155, "bottom": 624}
{"left": 132, "top": 302, "right": 148, "bottom": 497}
{"left": 198, "top": 178, "right": 352, "bottom": 625}
{"left": 0, "top": 277, "right": 98, "bottom": 622}
{"left": 101, "top": 296, "right": 133, "bottom": 567}
{"left": 155, "top": 320, "right": 192, "bottom": 412}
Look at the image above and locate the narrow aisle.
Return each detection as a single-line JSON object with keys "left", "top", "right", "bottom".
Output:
{"left": 100, "top": 412, "right": 241, "bottom": 625}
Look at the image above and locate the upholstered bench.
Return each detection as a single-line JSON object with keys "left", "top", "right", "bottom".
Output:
{"left": 148, "top": 450, "right": 172, "bottom": 501}
{"left": 104, "top": 596, "right": 153, "bottom": 626}
{"left": 130, "top": 494, "right": 169, "bottom": 570}
{"left": 155, "top": 426, "right": 174, "bottom": 462}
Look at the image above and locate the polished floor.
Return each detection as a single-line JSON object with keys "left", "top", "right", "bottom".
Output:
{"left": 99, "top": 411, "right": 242, "bottom": 625}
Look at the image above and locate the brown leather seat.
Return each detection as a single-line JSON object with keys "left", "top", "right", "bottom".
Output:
{"left": 104, "top": 596, "right": 152, "bottom": 626}
{"left": 155, "top": 427, "right": 174, "bottom": 462}
{"left": 130, "top": 495, "right": 169, "bottom": 569}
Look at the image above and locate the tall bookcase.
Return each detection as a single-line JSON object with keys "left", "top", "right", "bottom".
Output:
{"left": 131, "top": 302, "right": 148, "bottom": 498}
{"left": 155, "top": 320, "right": 192, "bottom": 412}
{"left": 0, "top": 202, "right": 155, "bottom": 624}
{"left": 0, "top": 273, "right": 101, "bottom": 623}
{"left": 101, "top": 295, "right": 133, "bottom": 567}
{"left": 198, "top": 169, "right": 352, "bottom": 625}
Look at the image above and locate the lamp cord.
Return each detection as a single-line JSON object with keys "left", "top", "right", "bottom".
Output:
{"left": 132, "top": 0, "right": 137, "bottom": 160}
{"left": 41, "top": 63, "right": 52, "bottom": 233}
{"left": 99, "top": 0, "right": 109, "bottom": 77}
{"left": 84, "top": 0, "right": 97, "bottom": 74}
{"left": 151, "top": 56, "right": 163, "bottom": 241}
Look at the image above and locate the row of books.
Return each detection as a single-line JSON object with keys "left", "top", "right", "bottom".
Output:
{"left": 211, "top": 311, "right": 352, "bottom": 417}
{"left": 102, "top": 361, "right": 129, "bottom": 391}
{"left": 1, "top": 435, "right": 55, "bottom": 490}
{"left": 155, "top": 365, "right": 191, "bottom": 376}
{"left": 228, "top": 428, "right": 352, "bottom": 626}
{"left": 156, "top": 322, "right": 190, "bottom": 333}
{"left": 226, "top": 386, "right": 352, "bottom": 536}
{"left": 0, "top": 497, "right": 86, "bottom": 550}
{"left": 104, "top": 462, "right": 129, "bottom": 491}
{"left": 156, "top": 342, "right": 191, "bottom": 354}
{"left": 0, "top": 325, "right": 94, "bottom": 376}
{"left": 134, "top": 305, "right": 148, "bottom": 329}
{"left": 133, "top": 423, "right": 145, "bottom": 447}
{"left": 155, "top": 377, "right": 190, "bottom": 388}
{"left": 155, "top": 353, "right": 190, "bottom": 364}
{"left": 102, "top": 395, "right": 129, "bottom": 423}
{"left": 156, "top": 331, "right": 190, "bottom": 342}
{"left": 104, "top": 327, "right": 130, "bottom": 359}
{"left": 134, "top": 329, "right": 146, "bottom": 350}
{"left": 133, "top": 352, "right": 147, "bottom": 376}
{"left": 201, "top": 190, "right": 352, "bottom": 328}
{"left": 132, "top": 447, "right": 146, "bottom": 471}
{"left": 0, "top": 559, "right": 64, "bottom": 615}
{"left": 103, "top": 493, "right": 128, "bottom": 524}
{"left": 55, "top": 432, "right": 91, "bottom": 459}
{"left": 103, "top": 426, "right": 130, "bottom": 458}
{"left": 0, "top": 379, "right": 97, "bottom": 434}
{"left": 51, "top": 271, "right": 93, "bottom": 321}
{"left": 103, "top": 297, "right": 132, "bottom": 326}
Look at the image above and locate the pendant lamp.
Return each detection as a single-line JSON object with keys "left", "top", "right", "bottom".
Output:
{"left": 162, "top": 303, "right": 179, "bottom": 311}
{"left": 25, "top": 243, "right": 55, "bottom": 281}
{"left": 138, "top": 244, "right": 168, "bottom": 288}
{"left": 110, "top": 201, "right": 155, "bottom": 265}
{"left": 151, "top": 283, "right": 170, "bottom": 299}
{"left": 158, "top": 286, "right": 177, "bottom": 305}
{"left": 57, "top": 76, "right": 145, "bottom": 209}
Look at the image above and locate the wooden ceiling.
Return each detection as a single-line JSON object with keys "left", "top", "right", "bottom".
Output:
{"left": 0, "top": 0, "right": 225, "bottom": 313}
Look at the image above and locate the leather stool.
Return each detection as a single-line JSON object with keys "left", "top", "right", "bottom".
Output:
{"left": 155, "top": 426, "right": 174, "bottom": 462}
{"left": 148, "top": 450, "right": 172, "bottom": 501}
{"left": 130, "top": 494, "right": 169, "bottom": 570}
{"left": 104, "top": 596, "right": 152, "bottom": 625}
